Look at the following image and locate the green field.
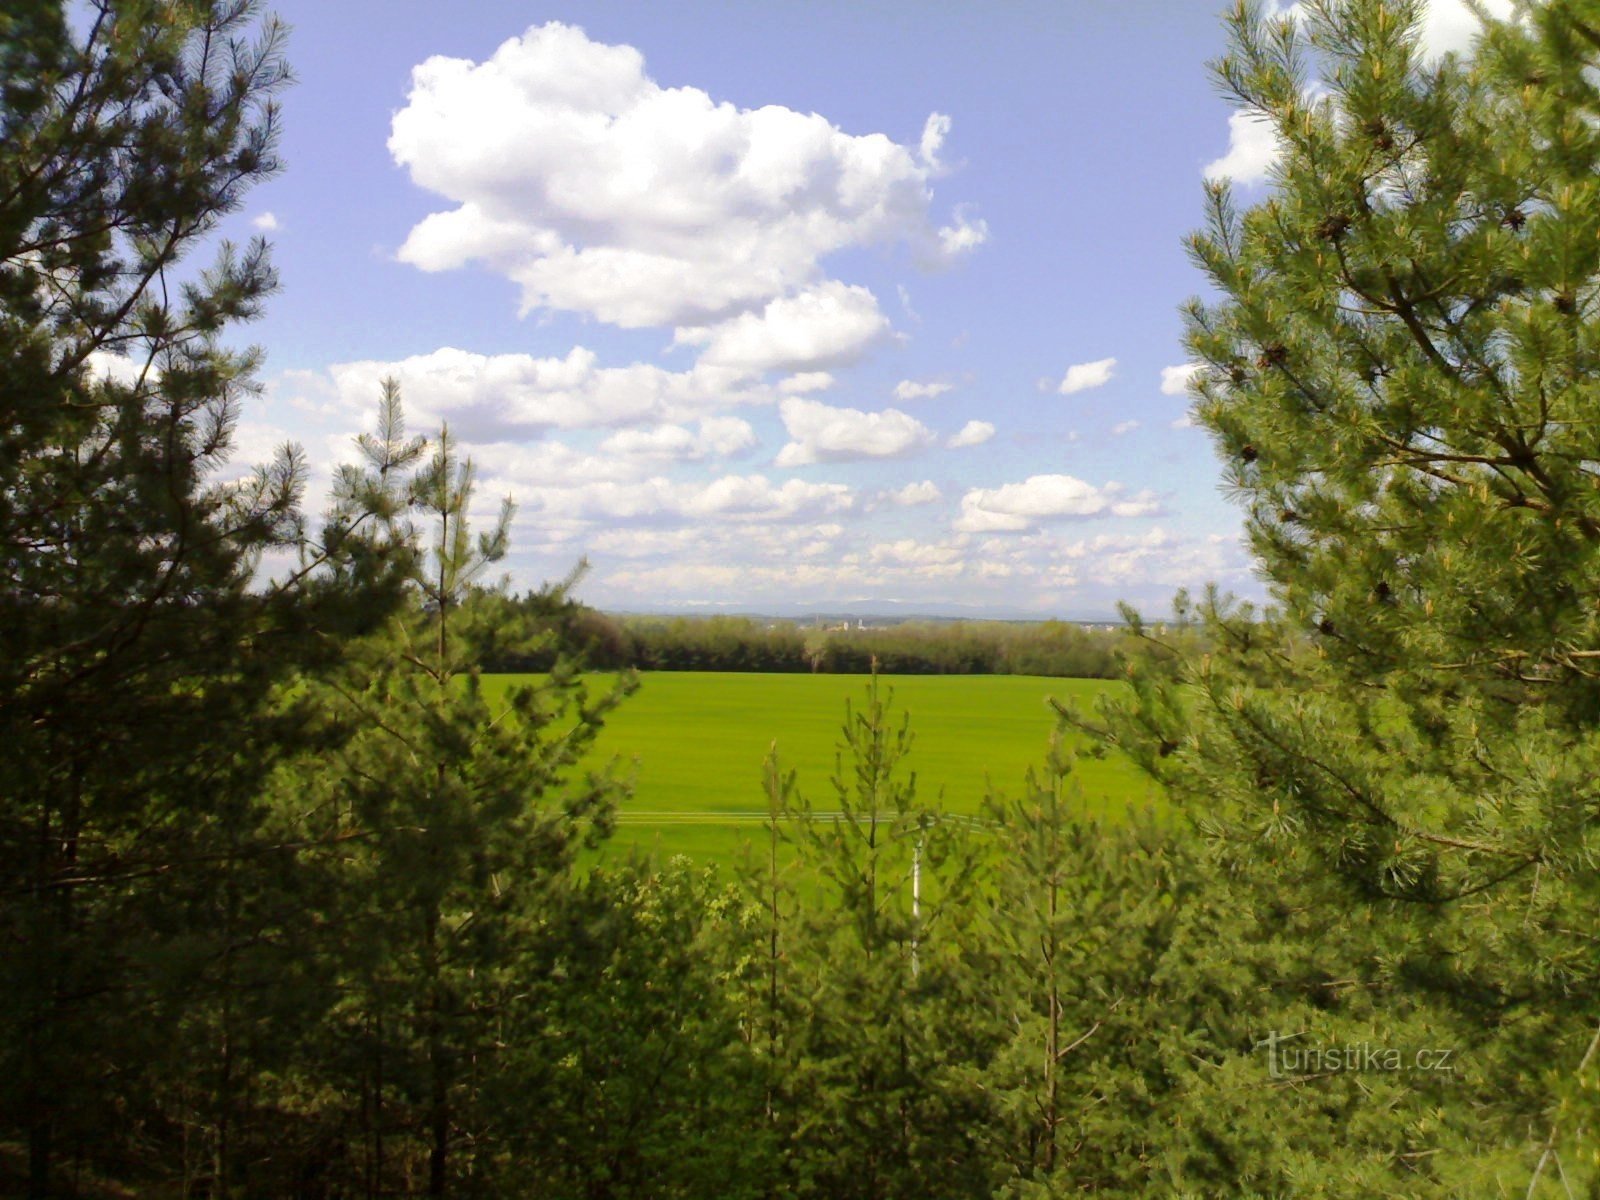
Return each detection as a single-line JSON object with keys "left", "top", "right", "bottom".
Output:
{"left": 488, "top": 672, "right": 1160, "bottom": 862}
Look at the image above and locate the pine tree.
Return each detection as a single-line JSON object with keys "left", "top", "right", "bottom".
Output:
{"left": 497, "top": 857, "right": 774, "bottom": 1199}
{"left": 288, "top": 393, "right": 635, "bottom": 1195}
{"left": 981, "top": 739, "right": 1100, "bottom": 1184}
{"left": 963, "top": 734, "right": 1187, "bottom": 1196}
{"left": 1095, "top": 0, "right": 1600, "bottom": 1187}
{"left": 0, "top": 4, "right": 414, "bottom": 1190}
{"left": 774, "top": 671, "right": 990, "bottom": 1200}
{"left": 740, "top": 745, "right": 804, "bottom": 1138}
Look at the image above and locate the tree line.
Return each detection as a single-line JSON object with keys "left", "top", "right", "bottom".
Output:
{"left": 473, "top": 603, "right": 1124, "bottom": 679}
{"left": 6, "top": 1, "right": 1600, "bottom": 1196}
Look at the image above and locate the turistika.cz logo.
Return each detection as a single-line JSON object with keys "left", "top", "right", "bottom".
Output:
{"left": 1254, "top": 1030, "right": 1456, "bottom": 1079}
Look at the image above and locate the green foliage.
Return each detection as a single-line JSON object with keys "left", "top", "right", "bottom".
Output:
{"left": 16, "top": 2, "right": 1600, "bottom": 1195}
{"left": 744, "top": 674, "right": 999, "bottom": 1200}
{"left": 485, "top": 611, "right": 1128, "bottom": 678}
{"left": 266, "top": 394, "right": 637, "bottom": 1194}
{"left": 1156, "top": 0, "right": 1600, "bottom": 898}
{"left": 1089, "top": 0, "right": 1600, "bottom": 1191}
{"left": 494, "top": 858, "right": 773, "bottom": 1199}
{"left": 975, "top": 738, "right": 1178, "bottom": 1193}
{"left": 0, "top": 4, "right": 416, "bottom": 1190}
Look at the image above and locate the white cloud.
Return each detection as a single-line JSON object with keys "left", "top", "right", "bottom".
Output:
{"left": 947, "top": 419, "right": 995, "bottom": 448}
{"left": 1171, "top": 414, "right": 1197, "bottom": 430}
{"left": 919, "top": 112, "right": 951, "bottom": 170}
{"left": 522, "top": 494, "right": 1260, "bottom": 610}
{"left": 1204, "top": 108, "right": 1281, "bottom": 185}
{"left": 935, "top": 207, "right": 989, "bottom": 259}
{"left": 590, "top": 522, "right": 845, "bottom": 561}
{"left": 1418, "top": 0, "right": 1516, "bottom": 61}
{"left": 1020, "top": 526, "right": 1249, "bottom": 589}
{"left": 1057, "top": 357, "right": 1117, "bottom": 395}
{"left": 775, "top": 396, "right": 935, "bottom": 466}
{"left": 583, "top": 521, "right": 1253, "bottom": 611}
{"left": 893, "top": 379, "right": 952, "bottom": 402}
{"left": 682, "top": 474, "right": 852, "bottom": 520}
{"left": 674, "top": 282, "right": 890, "bottom": 373}
{"left": 1109, "top": 495, "right": 1162, "bottom": 518}
{"left": 469, "top": 439, "right": 652, "bottom": 488}
{"left": 778, "top": 371, "right": 835, "bottom": 395}
{"left": 870, "top": 537, "right": 967, "bottom": 572}
{"left": 693, "top": 416, "right": 759, "bottom": 457}
{"left": 251, "top": 211, "right": 280, "bottom": 231}
{"left": 599, "top": 560, "right": 872, "bottom": 600}
{"left": 955, "top": 473, "right": 1162, "bottom": 532}
{"left": 269, "top": 368, "right": 342, "bottom": 418}
{"left": 595, "top": 425, "right": 701, "bottom": 461}
{"left": 1160, "top": 362, "right": 1202, "bottom": 396}
{"left": 83, "top": 349, "right": 154, "bottom": 388}
{"left": 883, "top": 480, "right": 941, "bottom": 506}
{"left": 1111, "top": 420, "right": 1140, "bottom": 436}
{"left": 524, "top": 473, "right": 854, "bottom": 524}
{"left": 388, "top": 22, "right": 983, "bottom": 329}
{"left": 1053, "top": 527, "right": 1178, "bottom": 561}
{"left": 316, "top": 346, "right": 766, "bottom": 440}
{"left": 598, "top": 416, "right": 756, "bottom": 461}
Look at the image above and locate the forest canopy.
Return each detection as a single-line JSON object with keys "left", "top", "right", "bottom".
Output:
{"left": 5, "top": 1, "right": 1600, "bottom": 1197}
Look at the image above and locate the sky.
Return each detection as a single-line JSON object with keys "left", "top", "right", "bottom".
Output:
{"left": 185, "top": 0, "right": 1509, "bottom": 618}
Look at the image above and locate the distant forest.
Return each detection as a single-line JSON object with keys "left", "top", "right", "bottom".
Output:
{"left": 471, "top": 593, "right": 1125, "bottom": 677}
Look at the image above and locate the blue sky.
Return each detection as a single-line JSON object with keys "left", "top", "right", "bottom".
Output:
{"left": 197, "top": 0, "right": 1504, "bottom": 617}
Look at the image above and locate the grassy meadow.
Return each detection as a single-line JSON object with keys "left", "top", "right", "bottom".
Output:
{"left": 487, "top": 671, "right": 1159, "bottom": 862}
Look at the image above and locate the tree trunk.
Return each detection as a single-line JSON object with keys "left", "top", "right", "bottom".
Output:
{"left": 27, "top": 1116, "right": 51, "bottom": 1200}
{"left": 1044, "top": 871, "right": 1059, "bottom": 1174}
{"left": 425, "top": 903, "right": 449, "bottom": 1199}
{"left": 27, "top": 769, "right": 82, "bottom": 1200}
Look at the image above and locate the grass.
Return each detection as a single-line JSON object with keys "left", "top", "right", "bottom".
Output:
{"left": 487, "top": 671, "right": 1160, "bottom": 864}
